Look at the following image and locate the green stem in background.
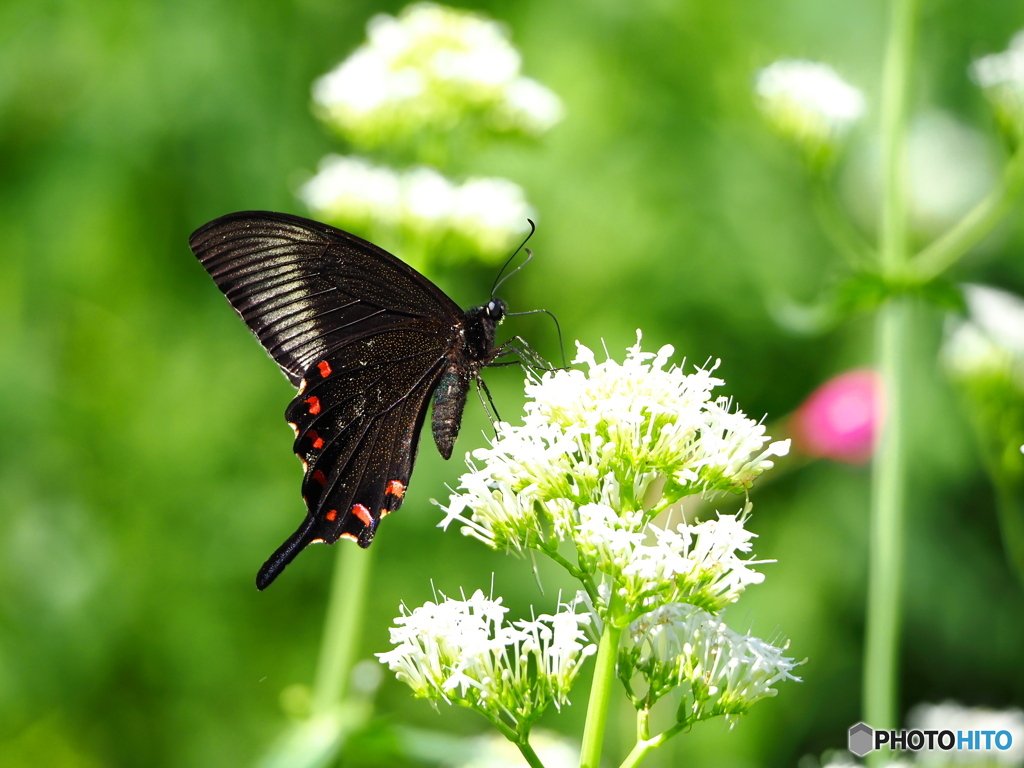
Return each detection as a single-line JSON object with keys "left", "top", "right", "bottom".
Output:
{"left": 864, "top": 0, "right": 917, "bottom": 758}
{"left": 995, "top": 484, "right": 1024, "bottom": 592}
{"left": 312, "top": 544, "right": 375, "bottom": 713}
{"left": 579, "top": 614, "right": 624, "bottom": 768}
{"left": 865, "top": 298, "right": 909, "bottom": 744}
{"left": 811, "top": 175, "right": 876, "bottom": 268}
{"left": 910, "top": 146, "right": 1024, "bottom": 281}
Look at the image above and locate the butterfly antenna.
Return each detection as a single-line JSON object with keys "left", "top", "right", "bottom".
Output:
{"left": 505, "top": 307, "right": 568, "bottom": 369}
{"left": 490, "top": 220, "right": 536, "bottom": 298}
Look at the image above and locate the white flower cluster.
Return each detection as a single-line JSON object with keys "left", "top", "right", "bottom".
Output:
{"left": 970, "top": 31, "right": 1024, "bottom": 139}
{"left": 755, "top": 59, "right": 865, "bottom": 162}
{"left": 620, "top": 603, "right": 801, "bottom": 720}
{"left": 439, "top": 335, "right": 789, "bottom": 577}
{"left": 299, "top": 154, "right": 533, "bottom": 260}
{"left": 377, "top": 590, "right": 595, "bottom": 723}
{"left": 313, "top": 3, "right": 563, "bottom": 150}
{"left": 387, "top": 336, "right": 798, "bottom": 730}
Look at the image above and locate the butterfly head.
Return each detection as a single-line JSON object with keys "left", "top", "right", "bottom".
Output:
{"left": 484, "top": 298, "right": 507, "bottom": 324}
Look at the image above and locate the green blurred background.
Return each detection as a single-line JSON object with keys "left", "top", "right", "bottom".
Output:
{"left": 3, "top": 0, "right": 1024, "bottom": 766}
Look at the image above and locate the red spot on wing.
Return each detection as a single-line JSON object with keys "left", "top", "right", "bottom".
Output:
{"left": 308, "top": 430, "right": 324, "bottom": 450}
{"left": 312, "top": 469, "right": 327, "bottom": 485}
{"left": 325, "top": 509, "right": 338, "bottom": 522}
{"left": 318, "top": 360, "right": 332, "bottom": 378}
{"left": 385, "top": 480, "right": 406, "bottom": 499}
{"left": 305, "top": 396, "right": 321, "bottom": 415}
{"left": 351, "top": 503, "right": 372, "bottom": 527}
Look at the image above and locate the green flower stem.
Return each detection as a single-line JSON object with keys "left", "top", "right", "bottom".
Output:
{"left": 616, "top": 719, "right": 689, "bottom": 768}
{"left": 865, "top": 0, "right": 917, "bottom": 759}
{"left": 515, "top": 736, "right": 546, "bottom": 768}
{"left": 312, "top": 544, "right": 375, "bottom": 713}
{"left": 618, "top": 738, "right": 656, "bottom": 768}
{"left": 579, "top": 609, "right": 625, "bottom": 768}
{"left": 910, "top": 146, "right": 1024, "bottom": 281}
{"left": 476, "top": 711, "right": 546, "bottom": 768}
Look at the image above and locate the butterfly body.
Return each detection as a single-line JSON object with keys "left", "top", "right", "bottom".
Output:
{"left": 188, "top": 212, "right": 507, "bottom": 589}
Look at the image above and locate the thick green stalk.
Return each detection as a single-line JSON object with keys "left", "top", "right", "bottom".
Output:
{"left": 864, "top": 0, "right": 917, "bottom": 757}
{"left": 579, "top": 618, "right": 624, "bottom": 768}
{"left": 312, "top": 544, "right": 375, "bottom": 713}
{"left": 865, "top": 299, "right": 909, "bottom": 741}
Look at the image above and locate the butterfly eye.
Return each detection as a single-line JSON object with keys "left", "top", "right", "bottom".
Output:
{"left": 487, "top": 299, "right": 507, "bottom": 320}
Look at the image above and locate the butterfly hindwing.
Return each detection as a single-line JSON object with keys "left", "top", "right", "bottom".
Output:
{"left": 254, "top": 328, "right": 451, "bottom": 589}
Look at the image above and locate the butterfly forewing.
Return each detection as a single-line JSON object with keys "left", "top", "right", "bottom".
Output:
{"left": 189, "top": 211, "right": 463, "bottom": 384}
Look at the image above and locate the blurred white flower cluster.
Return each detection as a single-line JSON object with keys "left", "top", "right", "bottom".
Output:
{"left": 971, "top": 30, "right": 1024, "bottom": 143}
{"left": 303, "top": 3, "right": 560, "bottom": 266}
{"left": 816, "top": 701, "right": 1024, "bottom": 768}
{"left": 910, "top": 701, "right": 1024, "bottom": 766}
{"left": 377, "top": 590, "right": 595, "bottom": 723}
{"left": 943, "top": 284, "right": 1024, "bottom": 384}
{"left": 942, "top": 284, "right": 1024, "bottom": 489}
{"left": 393, "top": 335, "right": 799, "bottom": 730}
{"left": 313, "top": 2, "right": 563, "bottom": 150}
{"left": 755, "top": 59, "right": 865, "bottom": 165}
{"left": 300, "top": 155, "right": 533, "bottom": 264}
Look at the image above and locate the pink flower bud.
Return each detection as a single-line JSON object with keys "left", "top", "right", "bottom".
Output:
{"left": 791, "top": 370, "right": 882, "bottom": 464}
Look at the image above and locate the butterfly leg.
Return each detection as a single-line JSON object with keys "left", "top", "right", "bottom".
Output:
{"left": 491, "top": 335, "right": 555, "bottom": 374}
{"left": 474, "top": 377, "right": 502, "bottom": 428}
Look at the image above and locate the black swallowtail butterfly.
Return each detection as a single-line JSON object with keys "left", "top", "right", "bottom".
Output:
{"left": 189, "top": 211, "right": 514, "bottom": 589}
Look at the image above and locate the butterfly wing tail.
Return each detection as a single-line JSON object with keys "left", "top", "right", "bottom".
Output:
{"left": 256, "top": 515, "right": 319, "bottom": 590}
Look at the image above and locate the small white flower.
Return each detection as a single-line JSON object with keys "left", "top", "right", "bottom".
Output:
{"left": 312, "top": 3, "right": 562, "bottom": 149}
{"left": 970, "top": 30, "right": 1024, "bottom": 138}
{"left": 450, "top": 177, "right": 534, "bottom": 254}
{"left": 377, "top": 590, "right": 596, "bottom": 722}
{"left": 755, "top": 59, "right": 865, "bottom": 159}
{"left": 299, "top": 155, "right": 404, "bottom": 229}
{"left": 621, "top": 603, "right": 801, "bottom": 719}
{"left": 500, "top": 77, "right": 565, "bottom": 134}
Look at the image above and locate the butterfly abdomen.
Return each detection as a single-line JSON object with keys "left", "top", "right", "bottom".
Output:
{"left": 431, "top": 365, "right": 470, "bottom": 460}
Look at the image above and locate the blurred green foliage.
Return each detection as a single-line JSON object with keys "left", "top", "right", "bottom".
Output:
{"left": 2, "top": 1, "right": 1024, "bottom": 766}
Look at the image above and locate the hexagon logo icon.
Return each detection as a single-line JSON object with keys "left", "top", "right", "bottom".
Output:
{"left": 848, "top": 722, "right": 874, "bottom": 757}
